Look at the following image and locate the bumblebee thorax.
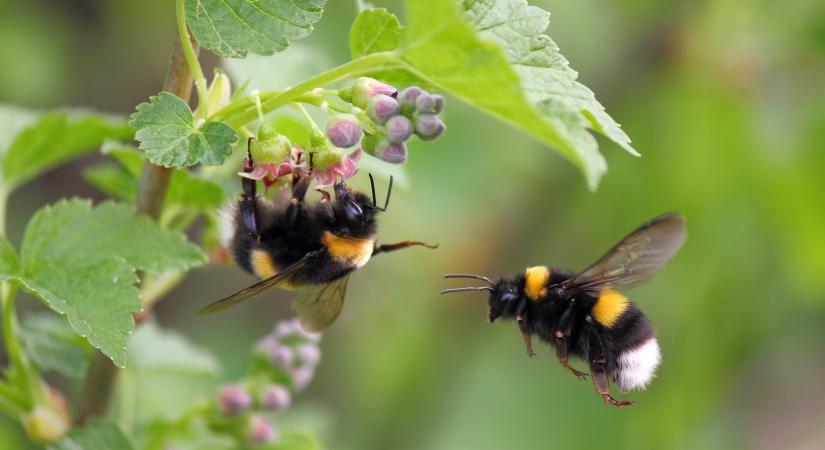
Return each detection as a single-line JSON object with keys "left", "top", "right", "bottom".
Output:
{"left": 524, "top": 266, "right": 551, "bottom": 301}
{"left": 321, "top": 231, "right": 374, "bottom": 268}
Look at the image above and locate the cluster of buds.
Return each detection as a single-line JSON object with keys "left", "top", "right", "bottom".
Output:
{"left": 210, "top": 319, "right": 322, "bottom": 447}
{"left": 241, "top": 76, "right": 446, "bottom": 190}
{"left": 335, "top": 78, "right": 447, "bottom": 164}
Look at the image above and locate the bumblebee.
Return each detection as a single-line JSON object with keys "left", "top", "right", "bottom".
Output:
{"left": 442, "top": 213, "right": 686, "bottom": 407}
{"left": 201, "top": 142, "right": 436, "bottom": 331}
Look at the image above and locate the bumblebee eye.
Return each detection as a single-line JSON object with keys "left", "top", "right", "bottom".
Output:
{"left": 501, "top": 289, "right": 517, "bottom": 301}
{"left": 344, "top": 201, "right": 363, "bottom": 220}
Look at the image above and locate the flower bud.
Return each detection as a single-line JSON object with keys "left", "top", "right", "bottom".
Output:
{"left": 431, "top": 94, "right": 446, "bottom": 113}
{"left": 247, "top": 415, "right": 278, "bottom": 446}
{"left": 398, "top": 86, "right": 424, "bottom": 114}
{"left": 260, "top": 385, "right": 291, "bottom": 411}
{"left": 270, "top": 344, "right": 294, "bottom": 370}
{"left": 373, "top": 139, "right": 408, "bottom": 164}
{"left": 204, "top": 70, "right": 232, "bottom": 116}
{"left": 22, "top": 406, "right": 68, "bottom": 444}
{"left": 351, "top": 77, "right": 397, "bottom": 109}
{"left": 366, "top": 94, "right": 401, "bottom": 125}
{"left": 311, "top": 148, "right": 344, "bottom": 172}
{"left": 291, "top": 366, "right": 316, "bottom": 391}
{"left": 250, "top": 133, "right": 292, "bottom": 165}
{"left": 218, "top": 384, "right": 252, "bottom": 416}
{"left": 384, "top": 115, "right": 413, "bottom": 143}
{"left": 296, "top": 343, "right": 321, "bottom": 367}
{"left": 275, "top": 319, "right": 299, "bottom": 337}
{"left": 326, "top": 114, "right": 362, "bottom": 148}
{"left": 414, "top": 114, "right": 446, "bottom": 141}
{"left": 415, "top": 93, "right": 437, "bottom": 114}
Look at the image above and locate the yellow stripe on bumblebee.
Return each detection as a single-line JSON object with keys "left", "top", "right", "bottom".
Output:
{"left": 321, "top": 231, "right": 374, "bottom": 268}
{"left": 524, "top": 266, "right": 551, "bottom": 301}
{"left": 592, "top": 288, "right": 629, "bottom": 327}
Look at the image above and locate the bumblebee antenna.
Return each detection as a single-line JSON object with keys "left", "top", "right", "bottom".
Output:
{"left": 368, "top": 174, "right": 393, "bottom": 212}
{"left": 369, "top": 173, "right": 378, "bottom": 210}
{"left": 440, "top": 286, "right": 496, "bottom": 294}
{"left": 444, "top": 274, "right": 494, "bottom": 286}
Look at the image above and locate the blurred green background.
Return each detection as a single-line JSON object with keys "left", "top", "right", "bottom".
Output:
{"left": 1, "top": 0, "right": 824, "bottom": 449}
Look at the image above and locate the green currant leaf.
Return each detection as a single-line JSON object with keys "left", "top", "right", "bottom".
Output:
{"left": 350, "top": 8, "right": 402, "bottom": 59}
{"left": 184, "top": 0, "right": 327, "bottom": 58}
{"left": 0, "top": 235, "right": 18, "bottom": 276}
{"left": 20, "top": 313, "right": 92, "bottom": 379}
{"left": 128, "top": 321, "right": 220, "bottom": 376}
{"left": 384, "top": 0, "right": 635, "bottom": 189}
{"left": 13, "top": 199, "right": 206, "bottom": 367}
{"left": 85, "top": 145, "right": 225, "bottom": 210}
{"left": 49, "top": 420, "right": 134, "bottom": 450}
{"left": 130, "top": 92, "right": 238, "bottom": 168}
{"left": 0, "top": 105, "right": 132, "bottom": 191}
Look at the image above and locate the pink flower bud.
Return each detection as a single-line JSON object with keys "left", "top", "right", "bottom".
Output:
{"left": 261, "top": 385, "right": 291, "bottom": 411}
{"left": 414, "top": 114, "right": 446, "bottom": 141}
{"left": 218, "top": 384, "right": 251, "bottom": 416}
{"left": 291, "top": 366, "right": 315, "bottom": 391}
{"left": 351, "top": 77, "right": 397, "bottom": 109}
{"left": 247, "top": 415, "right": 278, "bottom": 445}
{"left": 297, "top": 343, "right": 321, "bottom": 367}
{"left": 326, "top": 114, "right": 363, "bottom": 148}
{"left": 366, "top": 94, "right": 401, "bottom": 124}
{"left": 270, "top": 345, "right": 295, "bottom": 370}
{"left": 385, "top": 115, "right": 413, "bottom": 143}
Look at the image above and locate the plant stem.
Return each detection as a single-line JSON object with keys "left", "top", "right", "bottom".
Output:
{"left": 217, "top": 51, "right": 400, "bottom": 128}
{"left": 176, "top": 0, "right": 208, "bottom": 120}
{"left": 0, "top": 189, "right": 7, "bottom": 236}
{"left": 77, "top": 17, "right": 201, "bottom": 425}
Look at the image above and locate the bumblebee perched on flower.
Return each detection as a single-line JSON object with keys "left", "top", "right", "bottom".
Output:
{"left": 442, "top": 213, "right": 686, "bottom": 407}
{"left": 201, "top": 140, "right": 436, "bottom": 331}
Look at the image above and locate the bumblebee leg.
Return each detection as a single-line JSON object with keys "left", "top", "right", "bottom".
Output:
{"left": 516, "top": 304, "right": 535, "bottom": 357}
{"left": 587, "top": 328, "right": 635, "bottom": 407}
{"left": 372, "top": 241, "right": 439, "bottom": 255}
{"left": 554, "top": 340, "right": 588, "bottom": 380}
{"left": 286, "top": 174, "right": 313, "bottom": 228}
{"left": 239, "top": 148, "right": 259, "bottom": 238}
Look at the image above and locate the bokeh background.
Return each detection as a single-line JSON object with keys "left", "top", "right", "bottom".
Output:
{"left": 1, "top": 0, "right": 824, "bottom": 449}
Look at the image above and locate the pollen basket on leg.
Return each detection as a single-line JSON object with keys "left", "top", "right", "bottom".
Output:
{"left": 524, "top": 266, "right": 550, "bottom": 301}
{"left": 592, "top": 288, "right": 629, "bottom": 327}
{"left": 613, "top": 338, "right": 661, "bottom": 392}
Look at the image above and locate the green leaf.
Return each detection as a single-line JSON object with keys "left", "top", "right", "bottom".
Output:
{"left": 85, "top": 145, "right": 224, "bottom": 210}
{"left": 50, "top": 420, "right": 133, "bottom": 450}
{"left": 20, "top": 313, "right": 92, "bottom": 378}
{"left": 0, "top": 235, "right": 18, "bottom": 276}
{"left": 13, "top": 199, "right": 206, "bottom": 367}
{"left": 383, "top": 0, "right": 635, "bottom": 189}
{"left": 184, "top": 0, "right": 328, "bottom": 58}
{"left": 0, "top": 106, "right": 133, "bottom": 190}
{"left": 128, "top": 321, "right": 220, "bottom": 376}
{"left": 350, "top": 8, "right": 403, "bottom": 59}
{"left": 130, "top": 92, "right": 238, "bottom": 168}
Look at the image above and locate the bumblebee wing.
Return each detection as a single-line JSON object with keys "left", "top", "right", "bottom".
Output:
{"left": 291, "top": 275, "right": 350, "bottom": 332}
{"left": 199, "top": 250, "right": 322, "bottom": 315}
{"left": 564, "top": 213, "right": 686, "bottom": 295}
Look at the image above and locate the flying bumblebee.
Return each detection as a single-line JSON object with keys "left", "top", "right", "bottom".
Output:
{"left": 201, "top": 141, "right": 437, "bottom": 331}
{"left": 441, "top": 213, "right": 686, "bottom": 407}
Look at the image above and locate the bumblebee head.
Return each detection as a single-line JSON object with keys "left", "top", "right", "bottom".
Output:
{"left": 331, "top": 182, "right": 376, "bottom": 238}
{"left": 440, "top": 274, "right": 525, "bottom": 322}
